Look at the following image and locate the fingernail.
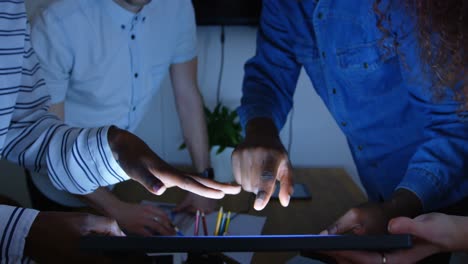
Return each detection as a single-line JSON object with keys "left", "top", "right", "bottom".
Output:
{"left": 152, "top": 184, "right": 161, "bottom": 193}
{"left": 254, "top": 192, "right": 266, "bottom": 210}
{"left": 286, "top": 195, "right": 291, "bottom": 205}
{"left": 319, "top": 230, "right": 328, "bottom": 235}
{"left": 256, "top": 191, "right": 266, "bottom": 201}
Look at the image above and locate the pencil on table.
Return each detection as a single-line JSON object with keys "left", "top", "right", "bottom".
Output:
{"left": 214, "top": 206, "right": 223, "bottom": 236}
{"left": 201, "top": 211, "right": 208, "bottom": 236}
{"left": 175, "top": 226, "right": 184, "bottom": 236}
{"left": 223, "top": 211, "right": 231, "bottom": 236}
{"left": 194, "top": 210, "right": 200, "bottom": 236}
{"left": 219, "top": 213, "right": 227, "bottom": 235}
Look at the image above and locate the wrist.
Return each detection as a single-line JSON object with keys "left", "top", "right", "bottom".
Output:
{"left": 245, "top": 118, "right": 280, "bottom": 141}
{"left": 383, "top": 189, "right": 423, "bottom": 219}
{"left": 105, "top": 199, "right": 129, "bottom": 218}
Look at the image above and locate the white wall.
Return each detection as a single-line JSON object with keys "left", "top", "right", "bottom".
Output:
{"left": 17, "top": 1, "right": 362, "bottom": 194}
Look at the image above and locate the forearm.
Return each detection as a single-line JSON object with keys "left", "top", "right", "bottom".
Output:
{"left": 78, "top": 187, "right": 123, "bottom": 217}
{"left": 176, "top": 89, "right": 210, "bottom": 172}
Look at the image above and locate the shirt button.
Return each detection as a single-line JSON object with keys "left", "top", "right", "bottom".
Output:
{"left": 132, "top": 107, "right": 136, "bottom": 111}
{"left": 321, "top": 51, "right": 326, "bottom": 58}
{"left": 134, "top": 73, "right": 139, "bottom": 78}
{"left": 142, "top": 17, "right": 146, "bottom": 22}
{"left": 332, "top": 88, "right": 337, "bottom": 94}
{"left": 341, "top": 121, "right": 347, "bottom": 127}
{"left": 358, "top": 145, "right": 363, "bottom": 151}
{"left": 121, "top": 24, "right": 125, "bottom": 30}
{"left": 131, "top": 34, "right": 135, "bottom": 40}
{"left": 363, "top": 62, "right": 369, "bottom": 69}
{"left": 317, "top": 12, "right": 323, "bottom": 19}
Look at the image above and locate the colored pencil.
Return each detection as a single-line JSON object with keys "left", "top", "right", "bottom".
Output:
{"left": 219, "top": 213, "right": 227, "bottom": 235}
{"left": 201, "top": 211, "right": 208, "bottom": 236}
{"left": 214, "top": 207, "right": 223, "bottom": 236}
{"left": 223, "top": 211, "right": 231, "bottom": 235}
{"left": 194, "top": 210, "right": 200, "bottom": 236}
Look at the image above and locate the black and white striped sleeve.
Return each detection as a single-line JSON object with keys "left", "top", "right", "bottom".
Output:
{"left": 2, "top": 19, "right": 129, "bottom": 195}
{"left": 0, "top": 1, "right": 129, "bottom": 261}
{"left": 0, "top": 205, "right": 38, "bottom": 264}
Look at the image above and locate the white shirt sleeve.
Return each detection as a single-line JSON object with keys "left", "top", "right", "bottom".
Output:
{"left": 0, "top": 206, "right": 38, "bottom": 264}
{"left": 30, "top": 7, "right": 72, "bottom": 104}
{"left": 171, "top": 0, "right": 198, "bottom": 64}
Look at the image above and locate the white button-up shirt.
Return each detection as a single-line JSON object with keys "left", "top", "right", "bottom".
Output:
{"left": 31, "top": 0, "right": 197, "bottom": 131}
{"left": 0, "top": 1, "right": 129, "bottom": 262}
{"left": 28, "top": 0, "right": 197, "bottom": 206}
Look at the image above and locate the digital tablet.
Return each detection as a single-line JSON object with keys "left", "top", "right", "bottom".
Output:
{"left": 80, "top": 234, "right": 412, "bottom": 253}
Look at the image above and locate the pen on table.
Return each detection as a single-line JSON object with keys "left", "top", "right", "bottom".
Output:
{"left": 194, "top": 209, "right": 200, "bottom": 236}
{"left": 223, "top": 211, "right": 231, "bottom": 236}
{"left": 201, "top": 211, "right": 208, "bottom": 236}
{"left": 214, "top": 206, "right": 223, "bottom": 236}
{"left": 171, "top": 223, "right": 184, "bottom": 236}
{"left": 175, "top": 226, "right": 184, "bottom": 236}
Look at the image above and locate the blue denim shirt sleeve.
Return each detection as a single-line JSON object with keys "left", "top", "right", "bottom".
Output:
{"left": 392, "top": 15, "right": 468, "bottom": 211}
{"left": 237, "top": 0, "right": 301, "bottom": 131}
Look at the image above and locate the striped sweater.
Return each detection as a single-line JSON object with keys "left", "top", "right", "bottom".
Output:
{"left": 0, "top": 1, "right": 129, "bottom": 262}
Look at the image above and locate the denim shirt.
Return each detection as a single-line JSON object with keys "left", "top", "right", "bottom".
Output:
{"left": 238, "top": 0, "right": 468, "bottom": 211}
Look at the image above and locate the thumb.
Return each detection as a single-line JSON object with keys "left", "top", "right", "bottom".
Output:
{"left": 89, "top": 216, "right": 126, "bottom": 237}
{"left": 388, "top": 217, "right": 423, "bottom": 236}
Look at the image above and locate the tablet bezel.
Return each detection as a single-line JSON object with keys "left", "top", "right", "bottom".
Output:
{"left": 80, "top": 234, "right": 412, "bottom": 253}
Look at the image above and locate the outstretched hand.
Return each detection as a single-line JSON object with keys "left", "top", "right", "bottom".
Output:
{"left": 108, "top": 126, "right": 241, "bottom": 198}
{"left": 317, "top": 189, "right": 423, "bottom": 264}
{"left": 231, "top": 118, "right": 294, "bottom": 211}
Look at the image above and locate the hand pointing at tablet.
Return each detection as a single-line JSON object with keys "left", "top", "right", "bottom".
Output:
{"left": 232, "top": 118, "right": 294, "bottom": 210}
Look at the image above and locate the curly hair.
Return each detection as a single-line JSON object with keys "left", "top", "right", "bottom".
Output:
{"left": 374, "top": 0, "right": 467, "bottom": 111}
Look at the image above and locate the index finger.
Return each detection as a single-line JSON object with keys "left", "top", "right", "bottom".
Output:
{"left": 190, "top": 175, "right": 241, "bottom": 195}
{"left": 156, "top": 170, "right": 233, "bottom": 199}
{"left": 88, "top": 216, "right": 126, "bottom": 237}
{"left": 253, "top": 154, "right": 279, "bottom": 211}
{"left": 320, "top": 208, "right": 363, "bottom": 235}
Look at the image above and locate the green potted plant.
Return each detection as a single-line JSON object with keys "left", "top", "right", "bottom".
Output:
{"left": 180, "top": 103, "right": 242, "bottom": 182}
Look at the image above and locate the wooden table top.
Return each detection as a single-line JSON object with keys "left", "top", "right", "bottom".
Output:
{"left": 113, "top": 167, "right": 367, "bottom": 264}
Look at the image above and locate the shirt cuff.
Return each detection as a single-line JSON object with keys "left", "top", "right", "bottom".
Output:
{"left": 396, "top": 168, "right": 443, "bottom": 212}
{"left": 88, "top": 126, "right": 130, "bottom": 187}
{"left": 44, "top": 79, "right": 68, "bottom": 104}
{"left": 0, "top": 206, "right": 39, "bottom": 262}
{"left": 171, "top": 50, "right": 197, "bottom": 65}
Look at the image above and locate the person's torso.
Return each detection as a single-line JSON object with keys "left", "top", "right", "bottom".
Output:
{"left": 49, "top": 0, "right": 190, "bottom": 131}
{"left": 278, "top": 0, "right": 428, "bottom": 201}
